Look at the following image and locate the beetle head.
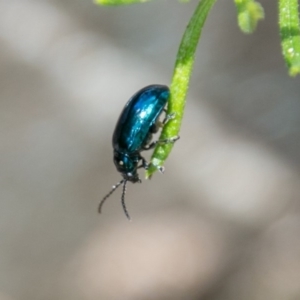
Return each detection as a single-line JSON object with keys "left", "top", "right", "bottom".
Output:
{"left": 113, "top": 151, "right": 140, "bottom": 183}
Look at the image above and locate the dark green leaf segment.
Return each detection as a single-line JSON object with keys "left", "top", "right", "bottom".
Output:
{"left": 279, "top": 0, "right": 300, "bottom": 76}
{"left": 146, "top": 0, "right": 217, "bottom": 178}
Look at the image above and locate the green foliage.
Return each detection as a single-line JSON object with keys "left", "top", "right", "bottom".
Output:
{"left": 279, "top": 0, "right": 300, "bottom": 76}
{"left": 234, "top": 0, "right": 264, "bottom": 33}
{"left": 94, "top": 0, "right": 300, "bottom": 177}
{"left": 146, "top": 0, "right": 217, "bottom": 177}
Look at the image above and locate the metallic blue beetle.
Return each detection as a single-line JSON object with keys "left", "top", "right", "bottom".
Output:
{"left": 99, "top": 84, "right": 178, "bottom": 219}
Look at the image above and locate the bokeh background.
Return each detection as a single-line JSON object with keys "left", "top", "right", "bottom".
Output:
{"left": 0, "top": 0, "right": 300, "bottom": 299}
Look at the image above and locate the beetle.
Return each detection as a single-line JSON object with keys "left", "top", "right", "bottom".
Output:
{"left": 99, "top": 84, "right": 179, "bottom": 220}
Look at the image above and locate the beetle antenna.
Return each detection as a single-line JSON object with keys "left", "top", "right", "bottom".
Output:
{"left": 98, "top": 179, "right": 124, "bottom": 214}
{"left": 121, "top": 180, "right": 131, "bottom": 221}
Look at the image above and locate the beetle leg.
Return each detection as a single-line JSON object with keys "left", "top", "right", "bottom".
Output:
{"left": 137, "top": 156, "right": 149, "bottom": 170}
{"left": 143, "top": 135, "right": 180, "bottom": 150}
{"left": 151, "top": 112, "right": 176, "bottom": 134}
{"left": 162, "top": 112, "right": 176, "bottom": 125}
{"left": 142, "top": 113, "right": 177, "bottom": 151}
{"left": 149, "top": 122, "right": 159, "bottom": 134}
{"left": 155, "top": 112, "right": 176, "bottom": 130}
{"left": 137, "top": 156, "right": 164, "bottom": 173}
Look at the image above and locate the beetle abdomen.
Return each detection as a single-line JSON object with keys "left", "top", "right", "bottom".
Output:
{"left": 113, "top": 85, "right": 170, "bottom": 153}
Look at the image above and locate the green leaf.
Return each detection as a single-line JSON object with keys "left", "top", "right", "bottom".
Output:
{"left": 145, "top": 0, "right": 218, "bottom": 178}
{"left": 279, "top": 0, "right": 300, "bottom": 76}
{"left": 234, "top": 0, "right": 264, "bottom": 33}
{"left": 94, "top": 0, "right": 149, "bottom": 6}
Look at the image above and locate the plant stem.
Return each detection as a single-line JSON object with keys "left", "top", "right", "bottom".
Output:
{"left": 146, "top": 0, "right": 217, "bottom": 178}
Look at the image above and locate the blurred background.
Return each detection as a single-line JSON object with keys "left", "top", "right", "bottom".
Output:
{"left": 0, "top": 0, "right": 300, "bottom": 299}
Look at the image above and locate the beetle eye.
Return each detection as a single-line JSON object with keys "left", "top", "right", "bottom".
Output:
{"left": 119, "top": 160, "right": 124, "bottom": 165}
